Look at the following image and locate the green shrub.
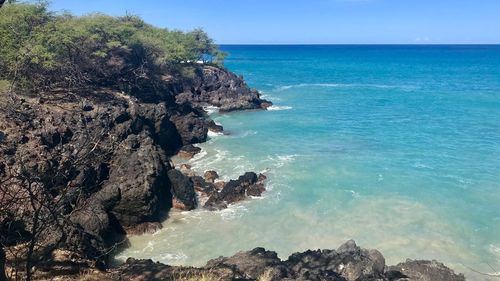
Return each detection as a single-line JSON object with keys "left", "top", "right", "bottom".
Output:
{"left": 0, "top": 2, "right": 224, "bottom": 94}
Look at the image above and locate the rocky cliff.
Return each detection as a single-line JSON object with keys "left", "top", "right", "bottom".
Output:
{"left": 0, "top": 65, "right": 270, "bottom": 267}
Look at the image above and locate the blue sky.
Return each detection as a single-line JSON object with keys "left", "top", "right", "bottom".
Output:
{"left": 45, "top": 0, "right": 500, "bottom": 44}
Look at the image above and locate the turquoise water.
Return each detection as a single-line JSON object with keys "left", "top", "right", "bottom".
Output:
{"left": 119, "top": 45, "right": 500, "bottom": 280}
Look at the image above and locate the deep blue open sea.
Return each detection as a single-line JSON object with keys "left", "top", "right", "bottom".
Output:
{"left": 120, "top": 45, "right": 500, "bottom": 280}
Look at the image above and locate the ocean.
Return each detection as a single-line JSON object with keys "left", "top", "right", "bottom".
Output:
{"left": 118, "top": 45, "right": 500, "bottom": 280}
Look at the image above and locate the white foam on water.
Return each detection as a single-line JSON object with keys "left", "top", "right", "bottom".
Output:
{"left": 218, "top": 204, "right": 249, "bottom": 221}
{"left": 490, "top": 244, "right": 500, "bottom": 263}
{"left": 344, "top": 189, "right": 361, "bottom": 198}
{"left": 260, "top": 94, "right": 282, "bottom": 101}
{"left": 187, "top": 149, "right": 207, "bottom": 163}
{"left": 228, "top": 130, "right": 257, "bottom": 138}
{"left": 378, "top": 174, "right": 384, "bottom": 181}
{"left": 413, "top": 162, "right": 434, "bottom": 169}
{"left": 275, "top": 83, "right": 419, "bottom": 92}
{"left": 156, "top": 252, "right": 188, "bottom": 263}
{"left": 268, "top": 105, "right": 293, "bottom": 111}
{"left": 203, "top": 105, "right": 219, "bottom": 115}
{"left": 267, "top": 154, "right": 299, "bottom": 168}
{"left": 208, "top": 130, "right": 224, "bottom": 137}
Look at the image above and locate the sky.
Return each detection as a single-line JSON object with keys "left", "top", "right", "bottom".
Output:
{"left": 44, "top": 0, "right": 500, "bottom": 44}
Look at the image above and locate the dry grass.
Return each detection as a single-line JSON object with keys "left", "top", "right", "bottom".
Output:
{"left": 0, "top": 79, "right": 10, "bottom": 93}
{"left": 174, "top": 271, "right": 224, "bottom": 281}
{"left": 257, "top": 269, "right": 274, "bottom": 281}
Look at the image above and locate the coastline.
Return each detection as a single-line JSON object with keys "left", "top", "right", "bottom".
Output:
{"left": 113, "top": 79, "right": 465, "bottom": 281}
{"left": 1, "top": 3, "right": 497, "bottom": 279}
{"left": 0, "top": 64, "right": 467, "bottom": 280}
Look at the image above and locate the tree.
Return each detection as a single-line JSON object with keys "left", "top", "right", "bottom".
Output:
{"left": 0, "top": 3, "right": 225, "bottom": 95}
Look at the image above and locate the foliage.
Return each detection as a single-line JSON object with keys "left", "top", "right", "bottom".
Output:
{"left": 0, "top": 2, "right": 224, "bottom": 93}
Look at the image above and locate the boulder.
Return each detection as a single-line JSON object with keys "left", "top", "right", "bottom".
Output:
{"left": 180, "top": 163, "right": 192, "bottom": 170}
{"left": 177, "top": 144, "right": 202, "bottom": 159}
{"left": 170, "top": 112, "right": 209, "bottom": 145}
{"left": 208, "top": 121, "right": 223, "bottom": 133}
{"left": 124, "top": 222, "right": 162, "bottom": 236}
{"left": 179, "top": 164, "right": 196, "bottom": 177}
{"left": 190, "top": 175, "right": 216, "bottom": 195}
{"left": 206, "top": 247, "right": 287, "bottom": 280}
{"left": 285, "top": 240, "right": 385, "bottom": 281}
{"left": 204, "top": 170, "right": 219, "bottom": 183}
{"left": 204, "top": 172, "right": 267, "bottom": 210}
{"left": 247, "top": 183, "right": 266, "bottom": 197}
{"left": 167, "top": 169, "right": 197, "bottom": 210}
{"left": 106, "top": 134, "right": 171, "bottom": 226}
{"left": 214, "top": 181, "right": 225, "bottom": 190}
{"left": 388, "top": 260, "right": 466, "bottom": 281}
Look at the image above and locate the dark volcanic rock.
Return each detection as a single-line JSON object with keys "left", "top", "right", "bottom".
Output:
{"left": 106, "top": 133, "right": 172, "bottom": 227}
{"left": 208, "top": 120, "right": 224, "bottom": 132}
{"left": 204, "top": 170, "right": 219, "bottom": 183}
{"left": 70, "top": 206, "right": 113, "bottom": 241}
{"left": 190, "top": 175, "right": 216, "bottom": 194}
{"left": 118, "top": 258, "right": 245, "bottom": 281}
{"left": 204, "top": 172, "right": 267, "bottom": 210}
{"left": 170, "top": 111, "right": 209, "bottom": 145}
{"left": 167, "top": 169, "right": 197, "bottom": 210}
{"left": 113, "top": 240, "right": 464, "bottom": 281}
{"left": 388, "top": 260, "right": 466, "bottom": 281}
{"left": 124, "top": 222, "right": 162, "bottom": 236}
{"left": 0, "top": 64, "right": 272, "bottom": 268}
{"left": 247, "top": 183, "right": 266, "bottom": 197}
{"left": 206, "top": 247, "right": 287, "bottom": 280}
{"left": 177, "top": 144, "right": 202, "bottom": 159}
{"left": 176, "top": 66, "right": 272, "bottom": 112}
{"left": 286, "top": 240, "right": 385, "bottom": 281}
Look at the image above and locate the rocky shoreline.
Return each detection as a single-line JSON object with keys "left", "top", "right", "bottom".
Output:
{"left": 0, "top": 65, "right": 465, "bottom": 280}
{"left": 113, "top": 240, "right": 465, "bottom": 281}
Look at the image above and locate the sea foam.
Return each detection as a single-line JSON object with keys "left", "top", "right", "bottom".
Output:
{"left": 276, "top": 83, "right": 418, "bottom": 91}
{"left": 268, "top": 105, "right": 293, "bottom": 111}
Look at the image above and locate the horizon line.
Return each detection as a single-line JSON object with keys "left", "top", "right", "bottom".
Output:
{"left": 217, "top": 43, "right": 500, "bottom": 46}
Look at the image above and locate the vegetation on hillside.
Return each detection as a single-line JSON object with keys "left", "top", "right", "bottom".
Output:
{"left": 0, "top": 1, "right": 225, "bottom": 94}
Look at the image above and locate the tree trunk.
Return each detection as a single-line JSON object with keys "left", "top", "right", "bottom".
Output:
{"left": 0, "top": 246, "right": 7, "bottom": 281}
